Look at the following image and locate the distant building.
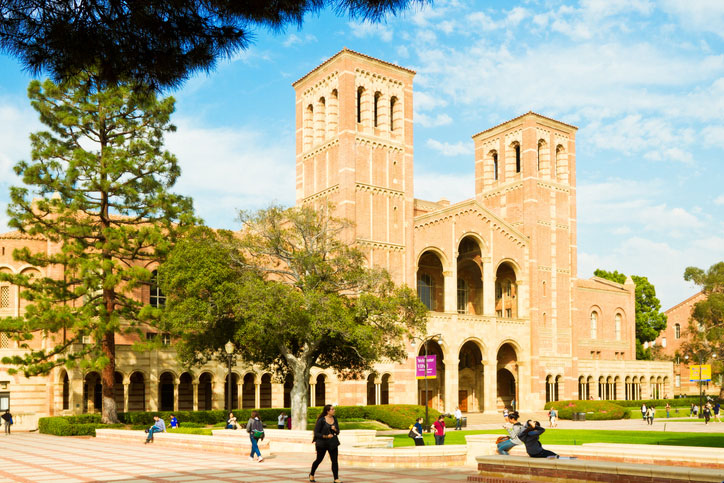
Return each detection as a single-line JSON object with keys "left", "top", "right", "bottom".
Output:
{"left": 0, "top": 49, "right": 673, "bottom": 427}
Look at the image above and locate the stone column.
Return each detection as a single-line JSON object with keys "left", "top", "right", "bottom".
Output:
{"left": 482, "top": 258, "right": 495, "bottom": 316}
{"left": 310, "top": 383, "right": 316, "bottom": 407}
{"left": 326, "top": 90, "right": 338, "bottom": 138}
{"left": 271, "top": 382, "right": 284, "bottom": 408}
{"left": 377, "top": 94, "right": 389, "bottom": 132}
{"left": 615, "top": 379, "right": 623, "bottom": 400}
{"left": 173, "top": 382, "right": 179, "bottom": 411}
{"left": 444, "top": 356, "right": 459, "bottom": 414}
{"left": 147, "top": 377, "right": 156, "bottom": 412}
{"left": 483, "top": 362, "right": 497, "bottom": 414}
{"left": 375, "top": 383, "right": 381, "bottom": 405}
{"left": 192, "top": 382, "right": 199, "bottom": 411}
{"left": 123, "top": 382, "right": 130, "bottom": 413}
{"left": 211, "top": 381, "right": 219, "bottom": 410}
{"left": 254, "top": 383, "right": 261, "bottom": 409}
{"left": 236, "top": 380, "right": 242, "bottom": 410}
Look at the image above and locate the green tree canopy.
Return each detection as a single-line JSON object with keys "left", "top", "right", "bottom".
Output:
{"left": 682, "top": 262, "right": 724, "bottom": 397}
{"left": 594, "top": 269, "right": 667, "bottom": 360}
{"left": 0, "top": 0, "right": 427, "bottom": 88}
{"left": 0, "top": 74, "right": 196, "bottom": 423}
{"left": 161, "top": 205, "right": 427, "bottom": 429}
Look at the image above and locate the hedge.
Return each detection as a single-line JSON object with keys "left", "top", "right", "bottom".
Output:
{"left": 40, "top": 405, "right": 452, "bottom": 435}
{"left": 543, "top": 400, "right": 630, "bottom": 420}
{"left": 619, "top": 397, "right": 720, "bottom": 408}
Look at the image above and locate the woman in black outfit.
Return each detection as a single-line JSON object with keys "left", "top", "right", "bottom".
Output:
{"left": 520, "top": 420, "right": 558, "bottom": 458}
{"left": 309, "top": 404, "right": 342, "bottom": 483}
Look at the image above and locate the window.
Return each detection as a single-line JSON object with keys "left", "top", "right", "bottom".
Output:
{"left": 0, "top": 333, "right": 9, "bottom": 349}
{"left": 373, "top": 92, "right": 381, "bottom": 127}
{"left": 389, "top": 97, "right": 397, "bottom": 131}
{"left": 150, "top": 270, "right": 165, "bottom": 308}
{"left": 662, "top": 337, "right": 667, "bottom": 348}
{"left": 145, "top": 332, "right": 157, "bottom": 341}
{"left": 493, "top": 152, "right": 499, "bottom": 180}
{"left": 514, "top": 143, "right": 521, "bottom": 173}
{"left": 417, "top": 274, "right": 433, "bottom": 310}
{"left": 675, "top": 374, "right": 681, "bottom": 387}
{"left": 457, "top": 279, "right": 468, "bottom": 314}
{"left": 0, "top": 392, "right": 8, "bottom": 411}
{"left": 505, "top": 281, "right": 511, "bottom": 297}
{"left": 615, "top": 313, "right": 621, "bottom": 341}
{"left": 81, "top": 335, "right": 91, "bottom": 344}
{"left": 357, "top": 87, "right": 364, "bottom": 123}
{"left": 161, "top": 333, "right": 171, "bottom": 346}
{"left": 0, "top": 286, "right": 9, "bottom": 308}
{"left": 590, "top": 311, "right": 598, "bottom": 338}
{"left": 675, "top": 323, "right": 681, "bottom": 339}
{"left": 505, "top": 308, "right": 512, "bottom": 318}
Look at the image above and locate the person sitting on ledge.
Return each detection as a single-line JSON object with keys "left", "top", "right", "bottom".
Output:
{"left": 144, "top": 415, "right": 166, "bottom": 444}
{"left": 520, "top": 420, "right": 558, "bottom": 458}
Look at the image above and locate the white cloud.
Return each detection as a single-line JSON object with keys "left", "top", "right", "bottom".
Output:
{"left": 505, "top": 7, "right": 528, "bottom": 27}
{"left": 714, "top": 194, "right": 724, "bottom": 205}
{"left": 426, "top": 139, "right": 473, "bottom": 157}
{"left": 397, "top": 46, "right": 410, "bottom": 58}
{"left": 348, "top": 21, "right": 393, "bottom": 42}
{"left": 0, "top": 101, "right": 39, "bottom": 180}
{"left": 415, "top": 112, "right": 453, "bottom": 128}
{"left": 415, "top": 91, "right": 448, "bottom": 112}
{"left": 166, "top": 118, "right": 295, "bottom": 228}
{"left": 282, "top": 33, "right": 317, "bottom": 48}
{"left": 414, "top": 172, "right": 472, "bottom": 203}
{"left": 660, "top": 0, "right": 724, "bottom": 39}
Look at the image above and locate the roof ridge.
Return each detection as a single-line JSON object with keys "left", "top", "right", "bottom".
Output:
{"left": 472, "top": 111, "right": 578, "bottom": 139}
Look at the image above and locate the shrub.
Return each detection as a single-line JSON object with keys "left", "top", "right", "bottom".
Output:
{"left": 543, "top": 400, "right": 628, "bottom": 420}
{"left": 38, "top": 416, "right": 122, "bottom": 436}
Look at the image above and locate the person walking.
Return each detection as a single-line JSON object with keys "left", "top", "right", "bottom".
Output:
{"left": 714, "top": 402, "right": 721, "bottom": 422}
{"left": 1, "top": 410, "right": 12, "bottom": 435}
{"left": 665, "top": 403, "right": 671, "bottom": 419}
{"left": 703, "top": 404, "right": 712, "bottom": 424}
{"left": 309, "top": 404, "right": 341, "bottom": 483}
{"left": 548, "top": 407, "right": 558, "bottom": 428}
{"left": 432, "top": 415, "right": 446, "bottom": 445}
{"left": 520, "top": 420, "right": 558, "bottom": 458}
{"left": 640, "top": 403, "right": 647, "bottom": 422}
{"left": 278, "top": 412, "right": 287, "bottom": 429}
{"left": 144, "top": 415, "right": 166, "bottom": 444}
{"left": 409, "top": 417, "right": 425, "bottom": 446}
{"left": 690, "top": 403, "right": 695, "bottom": 418}
{"left": 497, "top": 411, "right": 524, "bottom": 455}
{"left": 454, "top": 406, "right": 463, "bottom": 430}
{"left": 246, "top": 410, "right": 264, "bottom": 462}
{"left": 646, "top": 406, "right": 655, "bottom": 425}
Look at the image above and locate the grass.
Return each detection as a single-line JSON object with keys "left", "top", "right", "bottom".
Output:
{"left": 338, "top": 420, "right": 391, "bottom": 430}
{"left": 391, "top": 429, "right": 724, "bottom": 448}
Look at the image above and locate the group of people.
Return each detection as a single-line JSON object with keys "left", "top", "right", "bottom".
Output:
{"left": 640, "top": 404, "right": 656, "bottom": 425}
{"left": 691, "top": 401, "right": 721, "bottom": 424}
{"left": 496, "top": 411, "right": 558, "bottom": 458}
{"left": 408, "top": 415, "right": 448, "bottom": 446}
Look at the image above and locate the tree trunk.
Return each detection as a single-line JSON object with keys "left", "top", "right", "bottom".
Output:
{"left": 290, "top": 362, "right": 311, "bottom": 430}
{"left": 101, "top": 330, "right": 118, "bottom": 423}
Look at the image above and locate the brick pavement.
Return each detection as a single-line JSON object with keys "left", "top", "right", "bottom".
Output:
{"left": 0, "top": 434, "right": 475, "bottom": 483}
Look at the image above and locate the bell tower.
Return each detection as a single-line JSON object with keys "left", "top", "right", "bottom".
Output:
{"left": 472, "top": 112, "right": 578, "bottom": 359}
{"left": 292, "top": 49, "right": 416, "bottom": 285}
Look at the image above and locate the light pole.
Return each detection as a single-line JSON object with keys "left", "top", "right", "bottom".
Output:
{"left": 224, "top": 341, "right": 235, "bottom": 412}
{"left": 686, "top": 351, "right": 717, "bottom": 417}
{"left": 412, "top": 333, "right": 442, "bottom": 433}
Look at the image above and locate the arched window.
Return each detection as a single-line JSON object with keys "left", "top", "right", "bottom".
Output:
{"left": 514, "top": 143, "right": 521, "bottom": 173}
{"left": 357, "top": 87, "right": 364, "bottom": 123}
{"left": 675, "top": 323, "right": 681, "bottom": 339}
{"left": 457, "top": 278, "right": 468, "bottom": 314}
{"left": 537, "top": 139, "right": 543, "bottom": 171}
{"left": 492, "top": 152, "right": 499, "bottom": 180}
{"left": 0, "top": 285, "right": 9, "bottom": 308}
{"left": 555, "top": 144, "right": 564, "bottom": 179}
{"left": 417, "top": 274, "right": 433, "bottom": 310}
{"left": 389, "top": 96, "right": 397, "bottom": 131}
{"left": 373, "top": 91, "right": 381, "bottom": 127}
{"left": 615, "top": 313, "right": 622, "bottom": 341}
{"left": 590, "top": 311, "right": 598, "bottom": 339}
{"left": 150, "top": 270, "right": 165, "bottom": 308}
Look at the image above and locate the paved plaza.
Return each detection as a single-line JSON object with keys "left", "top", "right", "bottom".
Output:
{"left": 0, "top": 433, "right": 474, "bottom": 483}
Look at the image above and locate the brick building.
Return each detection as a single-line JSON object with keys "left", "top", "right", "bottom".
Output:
{"left": 0, "top": 49, "right": 672, "bottom": 427}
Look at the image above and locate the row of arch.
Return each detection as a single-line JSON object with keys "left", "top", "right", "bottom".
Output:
{"left": 302, "top": 86, "right": 403, "bottom": 152}
{"left": 566, "top": 375, "right": 670, "bottom": 402}
{"left": 484, "top": 139, "right": 569, "bottom": 186}
{"left": 416, "top": 234, "right": 519, "bottom": 318}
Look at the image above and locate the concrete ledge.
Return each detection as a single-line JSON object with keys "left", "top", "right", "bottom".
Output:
{"left": 469, "top": 455, "right": 724, "bottom": 483}
{"left": 339, "top": 445, "right": 468, "bottom": 468}
{"left": 211, "top": 428, "right": 393, "bottom": 453}
{"left": 95, "top": 429, "right": 271, "bottom": 455}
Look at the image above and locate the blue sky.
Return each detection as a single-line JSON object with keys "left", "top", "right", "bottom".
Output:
{"left": 0, "top": 0, "right": 722, "bottom": 309}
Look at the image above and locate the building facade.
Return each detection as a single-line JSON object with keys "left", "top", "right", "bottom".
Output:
{"left": 0, "top": 49, "right": 673, "bottom": 427}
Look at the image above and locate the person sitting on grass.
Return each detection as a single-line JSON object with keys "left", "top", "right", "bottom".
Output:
{"left": 144, "top": 415, "right": 166, "bottom": 444}
{"left": 520, "top": 420, "right": 558, "bottom": 458}
{"left": 170, "top": 414, "right": 179, "bottom": 429}
{"left": 497, "top": 411, "right": 524, "bottom": 455}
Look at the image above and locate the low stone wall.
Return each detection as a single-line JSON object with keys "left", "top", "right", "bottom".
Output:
{"left": 95, "top": 429, "right": 271, "bottom": 455}
{"left": 339, "top": 445, "right": 468, "bottom": 468}
{"left": 468, "top": 455, "right": 724, "bottom": 483}
{"left": 211, "top": 428, "right": 393, "bottom": 454}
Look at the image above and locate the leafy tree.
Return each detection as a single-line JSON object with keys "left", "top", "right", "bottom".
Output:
{"left": 682, "top": 262, "right": 724, "bottom": 398}
{"left": 0, "top": 0, "right": 427, "bottom": 88}
{"left": 0, "top": 74, "right": 195, "bottom": 423}
{"left": 594, "top": 269, "right": 667, "bottom": 360}
{"left": 161, "top": 205, "right": 427, "bottom": 429}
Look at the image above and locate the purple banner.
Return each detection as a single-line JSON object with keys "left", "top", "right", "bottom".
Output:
{"left": 416, "top": 355, "right": 437, "bottom": 379}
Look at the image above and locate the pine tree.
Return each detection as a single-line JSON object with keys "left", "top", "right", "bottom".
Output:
{"left": 0, "top": 73, "right": 196, "bottom": 423}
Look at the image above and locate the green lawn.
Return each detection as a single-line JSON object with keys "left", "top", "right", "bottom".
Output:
{"left": 391, "top": 429, "right": 724, "bottom": 448}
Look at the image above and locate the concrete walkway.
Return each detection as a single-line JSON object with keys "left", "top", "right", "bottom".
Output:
{"left": 0, "top": 433, "right": 475, "bottom": 483}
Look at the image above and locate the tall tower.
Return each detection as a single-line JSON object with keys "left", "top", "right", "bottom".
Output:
{"left": 292, "top": 49, "right": 416, "bottom": 284}
{"left": 472, "top": 112, "right": 578, "bottom": 365}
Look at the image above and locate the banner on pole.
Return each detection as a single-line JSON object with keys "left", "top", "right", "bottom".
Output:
{"left": 689, "top": 364, "right": 712, "bottom": 382}
{"left": 416, "top": 355, "right": 437, "bottom": 379}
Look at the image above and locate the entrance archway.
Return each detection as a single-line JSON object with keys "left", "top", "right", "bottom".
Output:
{"left": 158, "top": 372, "right": 175, "bottom": 411}
{"left": 83, "top": 372, "right": 102, "bottom": 413}
{"left": 417, "top": 340, "right": 445, "bottom": 411}
{"left": 366, "top": 374, "right": 376, "bottom": 405}
{"left": 128, "top": 372, "right": 146, "bottom": 411}
{"left": 224, "top": 373, "right": 239, "bottom": 409}
{"left": 315, "top": 374, "right": 326, "bottom": 407}
{"left": 458, "top": 341, "right": 484, "bottom": 412}
{"left": 242, "top": 373, "right": 255, "bottom": 409}
{"left": 113, "top": 372, "right": 124, "bottom": 409}
{"left": 179, "top": 372, "right": 193, "bottom": 410}
{"left": 198, "top": 372, "right": 213, "bottom": 410}
{"left": 260, "top": 373, "right": 272, "bottom": 408}
{"left": 496, "top": 343, "right": 518, "bottom": 409}
{"left": 381, "top": 374, "right": 390, "bottom": 405}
